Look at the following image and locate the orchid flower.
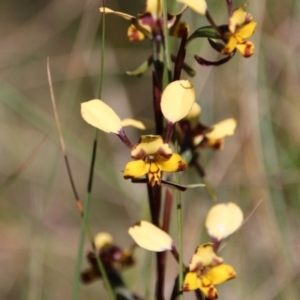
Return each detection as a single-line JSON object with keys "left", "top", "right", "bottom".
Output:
{"left": 183, "top": 243, "right": 236, "bottom": 299}
{"left": 81, "top": 80, "right": 195, "bottom": 187}
{"left": 100, "top": 0, "right": 188, "bottom": 42}
{"left": 177, "top": 102, "right": 237, "bottom": 153}
{"left": 221, "top": 4, "right": 257, "bottom": 57}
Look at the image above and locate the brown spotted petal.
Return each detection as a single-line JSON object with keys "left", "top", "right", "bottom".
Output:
{"left": 183, "top": 272, "right": 199, "bottom": 291}
{"left": 189, "top": 243, "right": 223, "bottom": 272}
{"left": 131, "top": 135, "right": 172, "bottom": 159}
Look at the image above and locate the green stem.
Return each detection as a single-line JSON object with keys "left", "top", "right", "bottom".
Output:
{"left": 175, "top": 139, "right": 184, "bottom": 300}
{"left": 162, "top": 0, "right": 172, "bottom": 82}
{"left": 205, "top": 10, "right": 223, "bottom": 38}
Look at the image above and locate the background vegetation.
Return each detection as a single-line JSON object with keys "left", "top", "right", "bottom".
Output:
{"left": 0, "top": 0, "right": 299, "bottom": 299}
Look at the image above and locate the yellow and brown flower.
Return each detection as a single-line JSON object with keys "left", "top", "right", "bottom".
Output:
{"left": 100, "top": 0, "right": 188, "bottom": 42}
{"left": 177, "top": 103, "right": 237, "bottom": 152}
{"left": 123, "top": 135, "right": 186, "bottom": 186}
{"left": 183, "top": 243, "right": 236, "bottom": 299}
{"left": 221, "top": 4, "right": 257, "bottom": 57}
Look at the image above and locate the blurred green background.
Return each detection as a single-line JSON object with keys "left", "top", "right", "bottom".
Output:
{"left": 1, "top": 0, "right": 300, "bottom": 299}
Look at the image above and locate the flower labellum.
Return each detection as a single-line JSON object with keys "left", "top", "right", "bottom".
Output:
{"left": 128, "top": 220, "right": 173, "bottom": 252}
{"left": 205, "top": 202, "right": 243, "bottom": 241}
{"left": 81, "top": 99, "right": 122, "bottom": 134}
{"left": 161, "top": 80, "right": 195, "bottom": 124}
{"left": 123, "top": 135, "right": 186, "bottom": 186}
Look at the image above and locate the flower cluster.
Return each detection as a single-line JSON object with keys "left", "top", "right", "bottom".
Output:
{"left": 77, "top": 1, "right": 257, "bottom": 299}
{"left": 128, "top": 202, "right": 244, "bottom": 299}
{"left": 81, "top": 80, "right": 195, "bottom": 187}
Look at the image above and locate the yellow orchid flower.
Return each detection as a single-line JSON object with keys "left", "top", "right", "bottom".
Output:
{"left": 100, "top": 0, "right": 188, "bottom": 42}
{"left": 81, "top": 81, "right": 195, "bottom": 186}
{"left": 123, "top": 135, "right": 186, "bottom": 186}
{"left": 177, "top": 102, "right": 237, "bottom": 152}
{"left": 183, "top": 244, "right": 236, "bottom": 299}
{"left": 221, "top": 4, "right": 257, "bottom": 57}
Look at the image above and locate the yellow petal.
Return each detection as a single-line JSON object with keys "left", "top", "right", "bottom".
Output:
{"left": 161, "top": 80, "right": 195, "bottom": 123}
{"left": 205, "top": 264, "right": 236, "bottom": 285}
{"left": 123, "top": 160, "right": 149, "bottom": 179}
{"left": 185, "top": 102, "right": 201, "bottom": 120}
{"left": 205, "top": 202, "right": 244, "bottom": 240}
{"left": 229, "top": 6, "right": 248, "bottom": 33}
{"left": 178, "top": 0, "right": 207, "bottom": 15}
{"left": 189, "top": 244, "right": 223, "bottom": 271}
{"left": 99, "top": 7, "right": 133, "bottom": 21}
{"left": 128, "top": 220, "right": 173, "bottom": 251}
{"left": 127, "top": 24, "right": 145, "bottom": 41}
{"left": 145, "top": 0, "right": 162, "bottom": 18}
{"left": 158, "top": 153, "right": 186, "bottom": 173}
{"left": 183, "top": 272, "right": 199, "bottom": 291}
{"left": 198, "top": 277, "right": 218, "bottom": 299}
{"left": 235, "top": 41, "right": 255, "bottom": 57}
{"left": 193, "top": 135, "right": 205, "bottom": 146}
{"left": 131, "top": 135, "right": 172, "bottom": 159}
{"left": 121, "top": 118, "right": 146, "bottom": 130}
{"left": 205, "top": 118, "right": 237, "bottom": 139}
{"left": 94, "top": 232, "right": 113, "bottom": 250}
{"left": 185, "top": 102, "right": 201, "bottom": 129}
{"left": 81, "top": 99, "right": 122, "bottom": 134}
{"left": 221, "top": 37, "right": 237, "bottom": 55}
{"left": 237, "top": 21, "right": 257, "bottom": 39}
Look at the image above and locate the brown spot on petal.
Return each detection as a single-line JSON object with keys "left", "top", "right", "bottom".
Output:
{"left": 245, "top": 12, "right": 253, "bottom": 23}
{"left": 157, "top": 146, "right": 172, "bottom": 159}
{"left": 189, "top": 262, "right": 202, "bottom": 272}
{"left": 182, "top": 283, "right": 190, "bottom": 292}
{"left": 177, "top": 160, "right": 187, "bottom": 171}
{"left": 207, "top": 287, "right": 218, "bottom": 300}
{"left": 127, "top": 25, "right": 145, "bottom": 41}
{"left": 131, "top": 144, "right": 146, "bottom": 159}
{"left": 243, "top": 42, "right": 254, "bottom": 57}
{"left": 227, "top": 271, "right": 237, "bottom": 280}
{"left": 213, "top": 257, "right": 223, "bottom": 265}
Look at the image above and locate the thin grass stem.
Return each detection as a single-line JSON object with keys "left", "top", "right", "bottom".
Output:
{"left": 47, "top": 58, "right": 83, "bottom": 214}
{"left": 162, "top": 0, "right": 172, "bottom": 82}
{"left": 73, "top": 4, "right": 115, "bottom": 300}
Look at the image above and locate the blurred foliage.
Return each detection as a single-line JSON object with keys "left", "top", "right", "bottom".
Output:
{"left": 0, "top": 0, "right": 300, "bottom": 299}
